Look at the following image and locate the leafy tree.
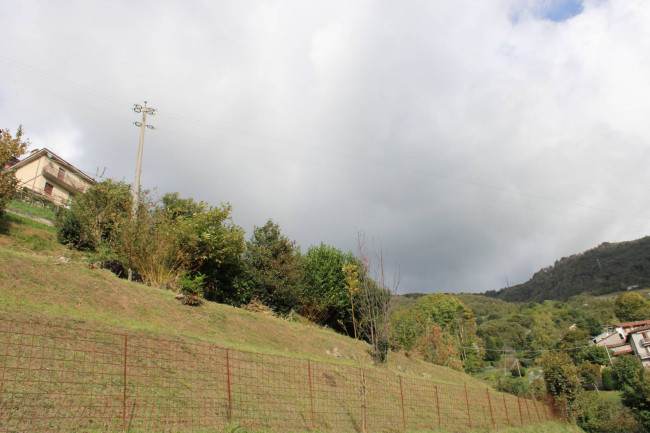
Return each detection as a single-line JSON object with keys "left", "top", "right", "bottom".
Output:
{"left": 571, "top": 391, "right": 642, "bottom": 433}
{"left": 621, "top": 367, "right": 650, "bottom": 431}
{"left": 301, "top": 243, "right": 359, "bottom": 332}
{"left": 390, "top": 308, "right": 418, "bottom": 355}
{"left": 0, "top": 125, "right": 29, "bottom": 217}
{"left": 540, "top": 351, "right": 581, "bottom": 403}
{"left": 612, "top": 354, "right": 642, "bottom": 390}
{"left": 160, "top": 195, "right": 244, "bottom": 302}
{"left": 577, "top": 361, "right": 601, "bottom": 389}
{"left": 483, "top": 336, "right": 503, "bottom": 362}
{"left": 614, "top": 292, "right": 650, "bottom": 322}
{"left": 238, "top": 220, "right": 304, "bottom": 313}
{"left": 117, "top": 194, "right": 244, "bottom": 295}
{"left": 575, "top": 345, "right": 611, "bottom": 366}
{"left": 56, "top": 180, "right": 132, "bottom": 249}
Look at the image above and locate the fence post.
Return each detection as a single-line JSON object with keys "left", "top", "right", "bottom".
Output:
{"left": 502, "top": 395, "right": 510, "bottom": 427}
{"left": 399, "top": 376, "right": 406, "bottom": 431}
{"left": 0, "top": 321, "right": 13, "bottom": 405}
{"left": 517, "top": 396, "right": 524, "bottom": 424}
{"left": 226, "top": 349, "right": 233, "bottom": 424}
{"left": 434, "top": 384, "right": 441, "bottom": 429}
{"left": 123, "top": 334, "right": 128, "bottom": 433}
{"left": 464, "top": 385, "right": 472, "bottom": 430}
{"left": 524, "top": 397, "right": 531, "bottom": 423}
{"left": 486, "top": 388, "right": 495, "bottom": 431}
{"left": 307, "top": 360, "right": 315, "bottom": 429}
{"left": 533, "top": 398, "right": 541, "bottom": 422}
{"left": 360, "top": 368, "right": 367, "bottom": 433}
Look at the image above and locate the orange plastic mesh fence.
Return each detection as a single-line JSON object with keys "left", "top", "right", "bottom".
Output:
{"left": 0, "top": 319, "right": 559, "bottom": 432}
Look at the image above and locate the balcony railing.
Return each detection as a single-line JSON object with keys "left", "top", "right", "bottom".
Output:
{"left": 42, "top": 163, "right": 86, "bottom": 193}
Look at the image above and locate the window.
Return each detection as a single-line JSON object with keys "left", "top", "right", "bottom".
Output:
{"left": 44, "top": 182, "right": 54, "bottom": 196}
{"left": 57, "top": 167, "right": 66, "bottom": 181}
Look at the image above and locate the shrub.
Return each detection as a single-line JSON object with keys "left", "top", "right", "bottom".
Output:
{"left": 601, "top": 368, "right": 615, "bottom": 391}
{"left": 571, "top": 391, "right": 642, "bottom": 433}
{"left": 613, "top": 354, "right": 642, "bottom": 390}
{"left": 177, "top": 272, "right": 205, "bottom": 306}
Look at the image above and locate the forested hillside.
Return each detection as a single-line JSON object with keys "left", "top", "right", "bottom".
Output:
{"left": 485, "top": 236, "right": 650, "bottom": 302}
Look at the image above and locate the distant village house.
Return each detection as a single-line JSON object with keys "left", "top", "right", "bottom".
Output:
{"left": 5, "top": 148, "right": 96, "bottom": 206}
{"left": 592, "top": 320, "right": 650, "bottom": 367}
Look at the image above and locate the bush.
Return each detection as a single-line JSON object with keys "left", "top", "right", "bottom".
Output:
{"left": 511, "top": 366, "right": 527, "bottom": 378}
{"left": 177, "top": 272, "right": 205, "bottom": 306}
{"left": 601, "top": 368, "right": 615, "bottom": 391}
{"left": 613, "top": 354, "right": 642, "bottom": 390}
{"left": 571, "top": 391, "right": 642, "bottom": 433}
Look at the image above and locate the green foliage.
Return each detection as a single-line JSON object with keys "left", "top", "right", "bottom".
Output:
{"left": 601, "top": 368, "right": 615, "bottom": 391}
{"left": 621, "top": 367, "right": 650, "bottom": 431}
{"left": 487, "top": 237, "right": 650, "bottom": 303}
{"left": 541, "top": 351, "right": 582, "bottom": 402}
{"left": 511, "top": 366, "right": 527, "bottom": 377}
{"left": 238, "top": 220, "right": 304, "bottom": 313}
{"left": 301, "top": 243, "right": 359, "bottom": 332}
{"left": 178, "top": 271, "right": 205, "bottom": 306}
{"left": 418, "top": 327, "right": 463, "bottom": 371}
{"left": 577, "top": 361, "right": 601, "bottom": 388}
{"left": 496, "top": 376, "right": 529, "bottom": 396}
{"left": 409, "top": 293, "right": 474, "bottom": 330}
{"left": 389, "top": 308, "right": 418, "bottom": 354}
{"left": 117, "top": 193, "right": 244, "bottom": 292}
{"left": 483, "top": 336, "right": 502, "bottom": 362}
{"left": 574, "top": 345, "right": 610, "bottom": 366}
{"left": 612, "top": 354, "right": 642, "bottom": 390}
{"left": 571, "top": 391, "right": 642, "bottom": 433}
{"left": 56, "top": 180, "right": 132, "bottom": 250}
{"left": 0, "top": 126, "right": 29, "bottom": 218}
{"left": 614, "top": 292, "right": 650, "bottom": 322}
{"left": 392, "top": 294, "right": 478, "bottom": 371}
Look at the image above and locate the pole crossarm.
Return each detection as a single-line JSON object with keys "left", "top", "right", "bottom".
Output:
{"left": 131, "top": 100, "right": 156, "bottom": 215}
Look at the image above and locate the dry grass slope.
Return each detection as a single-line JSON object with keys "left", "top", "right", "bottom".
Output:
{"left": 0, "top": 213, "right": 574, "bottom": 433}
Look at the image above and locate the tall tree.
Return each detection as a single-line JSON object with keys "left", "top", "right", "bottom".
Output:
{"left": 614, "top": 292, "right": 650, "bottom": 322}
{"left": 0, "top": 125, "right": 29, "bottom": 217}
{"left": 238, "top": 220, "right": 304, "bottom": 313}
{"left": 301, "top": 242, "right": 359, "bottom": 333}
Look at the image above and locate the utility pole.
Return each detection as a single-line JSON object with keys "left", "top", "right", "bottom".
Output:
{"left": 132, "top": 101, "right": 156, "bottom": 215}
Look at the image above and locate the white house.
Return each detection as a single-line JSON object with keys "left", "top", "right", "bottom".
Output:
{"left": 5, "top": 148, "right": 96, "bottom": 206}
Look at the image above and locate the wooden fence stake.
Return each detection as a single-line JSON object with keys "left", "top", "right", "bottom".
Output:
{"left": 517, "top": 396, "right": 524, "bottom": 424}
{"left": 434, "top": 384, "right": 441, "bottom": 429}
{"left": 123, "top": 335, "right": 128, "bottom": 433}
{"left": 226, "top": 349, "right": 233, "bottom": 424}
{"left": 399, "top": 376, "right": 406, "bottom": 431}
{"left": 464, "top": 385, "right": 472, "bottom": 429}
{"left": 308, "top": 360, "right": 315, "bottom": 429}
{"left": 486, "top": 388, "right": 495, "bottom": 431}
{"left": 503, "top": 395, "right": 510, "bottom": 427}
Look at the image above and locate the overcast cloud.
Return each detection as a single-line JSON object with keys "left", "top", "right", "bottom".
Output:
{"left": 1, "top": 0, "right": 649, "bottom": 294}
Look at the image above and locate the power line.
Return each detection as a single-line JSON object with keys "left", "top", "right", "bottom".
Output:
{"left": 2, "top": 56, "right": 649, "bottom": 226}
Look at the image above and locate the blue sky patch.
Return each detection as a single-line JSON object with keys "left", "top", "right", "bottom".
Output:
{"left": 541, "top": 0, "right": 584, "bottom": 22}
{"left": 510, "top": 0, "right": 584, "bottom": 23}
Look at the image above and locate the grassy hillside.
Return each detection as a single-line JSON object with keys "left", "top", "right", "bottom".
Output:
{"left": 0, "top": 211, "right": 580, "bottom": 433}
{"left": 0, "top": 211, "right": 483, "bottom": 386}
{"left": 485, "top": 236, "right": 650, "bottom": 302}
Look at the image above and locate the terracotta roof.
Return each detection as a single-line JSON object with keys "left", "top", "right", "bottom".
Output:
{"left": 628, "top": 325, "right": 650, "bottom": 334}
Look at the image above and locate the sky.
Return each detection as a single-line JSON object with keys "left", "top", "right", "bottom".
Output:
{"left": 1, "top": 0, "right": 649, "bottom": 294}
